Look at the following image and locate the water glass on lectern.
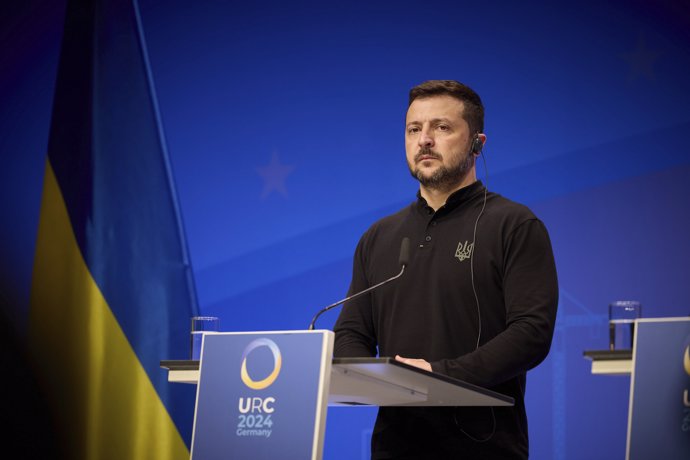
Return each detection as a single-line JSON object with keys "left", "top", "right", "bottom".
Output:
{"left": 608, "top": 301, "right": 641, "bottom": 350}
{"left": 190, "top": 316, "right": 219, "bottom": 360}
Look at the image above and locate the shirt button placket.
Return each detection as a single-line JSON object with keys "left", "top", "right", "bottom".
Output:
{"left": 425, "top": 218, "right": 435, "bottom": 245}
{"left": 421, "top": 209, "right": 435, "bottom": 248}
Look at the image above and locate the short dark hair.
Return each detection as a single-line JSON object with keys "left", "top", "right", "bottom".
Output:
{"left": 408, "top": 80, "right": 484, "bottom": 134}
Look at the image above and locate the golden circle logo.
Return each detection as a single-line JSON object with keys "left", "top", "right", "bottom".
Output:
{"left": 684, "top": 345, "right": 690, "bottom": 376}
{"left": 240, "top": 338, "right": 282, "bottom": 390}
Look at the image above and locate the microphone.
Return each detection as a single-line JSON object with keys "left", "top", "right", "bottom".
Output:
{"left": 308, "top": 237, "right": 410, "bottom": 330}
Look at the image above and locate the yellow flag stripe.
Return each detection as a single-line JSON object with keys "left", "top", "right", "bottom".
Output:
{"left": 29, "top": 158, "right": 190, "bottom": 460}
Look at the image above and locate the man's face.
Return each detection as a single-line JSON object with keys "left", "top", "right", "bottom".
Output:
{"left": 405, "top": 95, "right": 474, "bottom": 191}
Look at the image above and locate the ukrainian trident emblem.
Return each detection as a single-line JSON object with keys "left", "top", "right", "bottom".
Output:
{"left": 455, "top": 240, "right": 474, "bottom": 262}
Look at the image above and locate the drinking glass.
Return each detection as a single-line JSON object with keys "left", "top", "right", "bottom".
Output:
{"left": 608, "top": 301, "right": 641, "bottom": 350}
{"left": 190, "top": 316, "right": 220, "bottom": 360}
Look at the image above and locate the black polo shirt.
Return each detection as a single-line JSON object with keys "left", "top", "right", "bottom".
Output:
{"left": 334, "top": 180, "right": 559, "bottom": 458}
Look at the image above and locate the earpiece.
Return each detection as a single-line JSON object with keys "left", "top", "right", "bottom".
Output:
{"left": 471, "top": 135, "right": 483, "bottom": 155}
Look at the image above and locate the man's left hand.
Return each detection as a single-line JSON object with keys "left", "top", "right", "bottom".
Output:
{"left": 395, "top": 355, "right": 432, "bottom": 372}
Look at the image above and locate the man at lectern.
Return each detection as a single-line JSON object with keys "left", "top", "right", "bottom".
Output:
{"left": 333, "top": 80, "right": 559, "bottom": 459}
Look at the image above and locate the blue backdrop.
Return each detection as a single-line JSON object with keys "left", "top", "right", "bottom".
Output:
{"left": 2, "top": 1, "right": 690, "bottom": 458}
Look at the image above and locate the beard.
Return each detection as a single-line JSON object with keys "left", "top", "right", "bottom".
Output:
{"left": 408, "top": 147, "right": 474, "bottom": 192}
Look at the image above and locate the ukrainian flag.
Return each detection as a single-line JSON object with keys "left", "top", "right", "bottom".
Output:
{"left": 29, "top": 0, "right": 198, "bottom": 458}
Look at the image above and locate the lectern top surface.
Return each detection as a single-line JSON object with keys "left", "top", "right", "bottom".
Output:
{"left": 582, "top": 350, "right": 632, "bottom": 361}
{"left": 160, "top": 356, "right": 514, "bottom": 407}
{"left": 331, "top": 357, "right": 514, "bottom": 405}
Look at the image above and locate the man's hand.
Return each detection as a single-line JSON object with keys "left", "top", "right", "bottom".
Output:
{"left": 395, "top": 355, "right": 432, "bottom": 372}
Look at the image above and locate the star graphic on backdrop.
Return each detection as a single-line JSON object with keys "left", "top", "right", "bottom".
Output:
{"left": 620, "top": 34, "right": 662, "bottom": 82}
{"left": 256, "top": 152, "right": 295, "bottom": 198}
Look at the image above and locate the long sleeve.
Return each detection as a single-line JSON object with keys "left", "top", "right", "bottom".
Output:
{"left": 430, "top": 219, "right": 559, "bottom": 388}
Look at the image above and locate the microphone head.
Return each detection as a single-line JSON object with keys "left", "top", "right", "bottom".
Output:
{"left": 398, "top": 237, "right": 410, "bottom": 267}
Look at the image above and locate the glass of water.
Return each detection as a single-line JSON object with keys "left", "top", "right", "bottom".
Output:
{"left": 608, "top": 301, "right": 641, "bottom": 350}
{"left": 190, "top": 316, "right": 219, "bottom": 360}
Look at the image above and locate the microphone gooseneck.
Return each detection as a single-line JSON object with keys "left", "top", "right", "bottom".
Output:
{"left": 308, "top": 237, "right": 410, "bottom": 330}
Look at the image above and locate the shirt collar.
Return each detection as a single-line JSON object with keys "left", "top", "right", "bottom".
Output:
{"left": 416, "top": 180, "right": 485, "bottom": 215}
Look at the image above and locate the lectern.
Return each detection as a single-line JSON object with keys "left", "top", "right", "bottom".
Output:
{"left": 161, "top": 330, "right": 513, "bottom": 460}
{"left": 583, "top": 317, "right": 690, "bottom": 459}
{"left": 626, "top": 318, "right": 690, "bottom": 459}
